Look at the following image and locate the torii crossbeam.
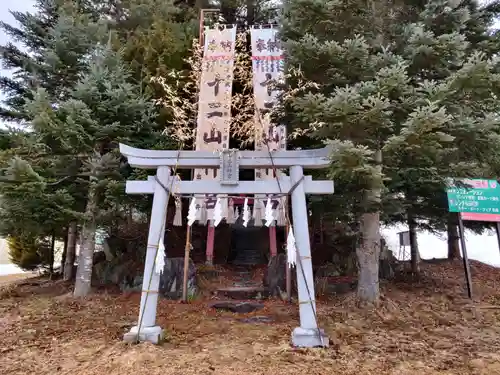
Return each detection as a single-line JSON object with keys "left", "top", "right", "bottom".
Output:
{"left": 120, "top": 144, "right": 334, "bottom": 347}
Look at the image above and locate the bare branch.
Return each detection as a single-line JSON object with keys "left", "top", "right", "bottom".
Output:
{"left": 151, "top": 32, "right": 319, "bottom": 149}
{"left": 152, "top": 39, "right": 203, "bottom": 145}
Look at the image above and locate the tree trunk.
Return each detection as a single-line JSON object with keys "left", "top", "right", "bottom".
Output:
{"left": 319, "top": 214, "right": 324, "bottom": 245}
{"left": 246, "top": 0, "right": 255, "bottom": 25}
{"left": 356, "top": 149, "right": 382, "bottom": 305}
{"left": 64, "top": 221, "right": 78, "bottom": 281}
{"left": 357, "top": 211, "right": 381, "bottom": 304}
{"left": 48, "top": 232, "right": 55, "bottom": 277}
{"left": 73, "top": 185, "right": 97, "bottom": 298}
{"left": 408, "top": 211, "right": 420, "bottom": 273}
{"left": 447, "top": 213, "right": 461, "bottom": 259}
{"left": 61, "top": 229, "right": 68, "bottom": 273}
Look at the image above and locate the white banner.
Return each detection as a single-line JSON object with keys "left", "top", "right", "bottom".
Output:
{"left": 250, "top": 26, "right": 287, "bottom": 226}
{"left": 194, "top": 25, "right": 237, "bottom": 223}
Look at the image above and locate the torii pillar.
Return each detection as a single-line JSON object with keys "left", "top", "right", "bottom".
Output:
{"left": 120, "top": 145, "right": 333, "bottom": 347}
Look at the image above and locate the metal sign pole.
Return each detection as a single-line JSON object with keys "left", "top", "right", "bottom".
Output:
{"left": 457, "top": 214, "right": 473, "bottom": 299}
{"left": 495, "top": 222, "right": 500, "bottom": 256}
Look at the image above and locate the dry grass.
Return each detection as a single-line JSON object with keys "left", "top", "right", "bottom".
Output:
{"left": 1, "top": 260, "right": 500, "bottom": 375}
{"left": 196, "top": 265, "right": 267, "bottom": 296}
{"left": 0, "top": 272, "right": 37, "bottom": 286}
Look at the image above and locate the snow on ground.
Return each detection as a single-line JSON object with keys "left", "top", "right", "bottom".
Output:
{"left": 1, "top": 226, "right": 499, "bottom": 275}
{"left": 383, "top": 225, "right": 500, "bottom": 267}
{"left": 0, "top": 263, "right": 26, "bottom": 276}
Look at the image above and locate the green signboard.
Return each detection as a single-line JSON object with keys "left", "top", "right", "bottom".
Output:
{"left": 446, "top": 178, "right": 500, "bottom": 221}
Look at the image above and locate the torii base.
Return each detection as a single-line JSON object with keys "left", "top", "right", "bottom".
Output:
{"left": 123, "top": 325, "right": 164, "bottom": 344}
{"left": 291, "top": 327, "right": 329, "bottom": 348}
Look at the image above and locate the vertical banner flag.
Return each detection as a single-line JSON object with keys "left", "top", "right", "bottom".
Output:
{"left": 250, "top": 26, "right": 287, "bottom": 226}
{"left": 194, "top": 25, "right": 237, "bottom": 224}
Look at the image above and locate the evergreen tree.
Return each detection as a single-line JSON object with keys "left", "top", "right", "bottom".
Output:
{"left": 109, "top": 0, "right": 198, "bottom": 127}
{"left": 0, "top": 0, "right": 59, "bottom": 120}
{"left": 0, "top": 2, "right": 108, "bottom": 278}
{"left": 385, "top": 0, "right": 500, "bottom": 266}
{"left": 0, "top": 0, "right": 102, "bottom": 121}
{"left": 8, "top": 234, "right": 53, "bottom": 271}
{"left": 25, "top": 45, "right": 161, "bottom": 296}
{"left": 0, "top": 156, "right": 75, "bottom": 273}
{"left": 281, "top": 0, "right": 500, "bottom": 303}
{"left": 0, "top": 0, "right": 194, "bottom": 282}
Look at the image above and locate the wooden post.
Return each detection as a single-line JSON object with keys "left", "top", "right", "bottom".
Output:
{"left": 269, "top": 225, "right": 277, "bottom": 257}
{"left": 182, "top": 225, "right": 192, "bottom": 302}
{"left": 123, "top": 166, "right": 170, "bottom": 344}
{"left": 495, "top": 222, "right": 500, "bottom": 257}
{"left": 199, "top": 9, "right": 204, "bottom": 46}
{"left": 289, "top": 165, "right": 327, "bottom": 347}
{"left": 458, "top": 214, "right": 473, "bottom": 299}
{"left": 206, "top": 221, "right": 215, "bottom": 265}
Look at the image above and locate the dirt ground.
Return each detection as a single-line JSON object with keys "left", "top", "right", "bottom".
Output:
{"left": 1, "top": 260, "right": 500, "bottom": 375}
{"left": 0, "top": 272, "right": 37, "bottom": 285}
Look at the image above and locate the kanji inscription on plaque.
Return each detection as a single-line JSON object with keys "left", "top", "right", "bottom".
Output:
{"left": 219, "top": 149, "right": 239, "bottom": 186}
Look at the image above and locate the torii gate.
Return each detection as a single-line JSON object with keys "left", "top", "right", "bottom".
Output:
{"left": 120, "top": 143, "right": 334, "bottom": 347}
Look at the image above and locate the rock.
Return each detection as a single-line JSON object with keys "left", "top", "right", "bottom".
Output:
{"left": 379, "top": 239, "right": 397, "bottom": 280}
{"left": 316, "top": 251, "right": 357, "bottom": 279}
{"left": 209, "top": 301, "right": 264, "bottom": 313}
{"left": 93, "top": 260, "right": 115, "bottom": 285}
{"left": 93, "top": 251, "right": 107, "bottom": 265}
{"left": 469, "top": 358, "right": 487, "bottom": 370}
{"left": 264, "top": 253, "right": 293, "bottom": 298}
{"left": 379, "top": 258, "right": 395, "bottom": 280}
{"left": 93, "top": 260, "right": 135, "bottom": 287}
{"left": 122, "top": 275, "right": 143, "bottom": 292}
{"left": 198, "top": 267, "right": 219, "bottom": 280}
{"left": 313, "top": 237, "right": 397, "bottom": 282}
{"left": 314, "top": 275, "right": 357, "bottom": 296}
{"left": 240, "top": 316, "right": 273, "bottom": 323}
{"left": 216, "top": 286, "right": 268, "bottom": 300}
{"left": 326, "top": 277, "right": 357, "bottom": 295}
{"left": 159, "top": 257, "right": 197, "bottom": 299}
{"left": 316, "top": 263, "right": 341, "bottom": 278}
{"left": 92, "top": 256, "right": 197, "bottom": 299}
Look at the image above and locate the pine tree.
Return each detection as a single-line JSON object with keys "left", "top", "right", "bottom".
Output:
{"left": 0, "top": 0, "right": 102, "bottom": 121}
{"left": 0, "top": 0, "right": 194, "bottom": 283}
{"left": 0, "top": 0, "right": 57, "bottom": 120}
{"left": 24, "top": 44, "right": 160, "bottom": 296}
{"left": 0, "top": 2, "right": 109, "bottom": 278}
{"left": 385, "top": 0, "right": 500, "bottom": 267}
{"left": 109, "top": 0, "right": 198, "bottom": 128}
{"left": 0, "top": 156, "right": 75, "bottom": 274}
{"left": 7, "top": 234, "right": 53, "bottom": 271}
{"left": 281, "top": 0, "right": 500, "bottom": 303}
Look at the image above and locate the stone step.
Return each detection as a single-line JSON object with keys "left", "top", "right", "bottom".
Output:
{"left": 209, "top": 301, "right": 264, "bottom": 313}
{"left": 233, "top": 271, "right": 252, "bottom": 277}
{"left": 233, "top": 281, "right": 256, "bottom": 287}
{"left": 232, "top": 250, "right": 265, "bottom": 266}
{"left": 216, "top": 286, "right": 269, "bottom": 300}
{"left": 232, "top": 260, "right": 264, "bottom": 266}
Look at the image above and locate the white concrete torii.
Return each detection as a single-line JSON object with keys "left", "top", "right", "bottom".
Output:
{"left": 120, "top": 143, "right": 334, "bottom": 347}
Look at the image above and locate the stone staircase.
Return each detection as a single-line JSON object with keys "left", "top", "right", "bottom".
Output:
{"left": 211, "top": 221, "right": 270, "bottom": 306}
{"left": 230, "top": 223, "right": 266, "bottom": 266}
{"left": 232, "top": 247, "right": 265, "bottom": 266}
{"left": 215, "top": 265, "right": 269, "bottom": 300}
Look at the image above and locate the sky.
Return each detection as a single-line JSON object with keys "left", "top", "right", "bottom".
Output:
{"left": 0, "top": 0, "right": 35, "bottom": 130}
{"left": 1, "top": 0, "right": 500, "bottom": 274}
